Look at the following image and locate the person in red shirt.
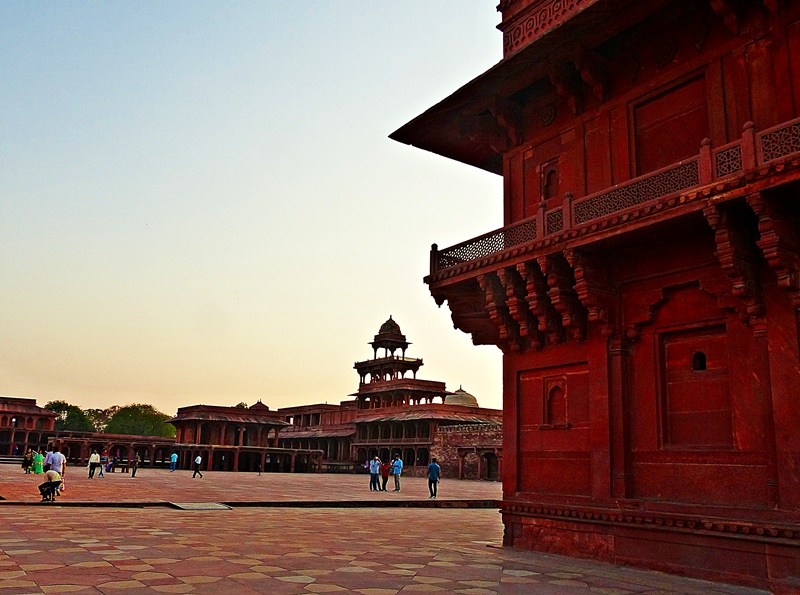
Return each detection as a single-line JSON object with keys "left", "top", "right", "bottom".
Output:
{"left": 380, "top": 460, "right": 391, "bottom": 492}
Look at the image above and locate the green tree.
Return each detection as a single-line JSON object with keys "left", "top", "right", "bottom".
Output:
{"left": 84, "top": 406, "right": 120, "bottom": 432}
{"left": 234, "top": 402, "right": 248, "bottom": 408}
{"left": 104, "top": 404, "right": 175, "bottom": 437}
{"left": 44, "top": 400, "right": 95, "bottom": 432}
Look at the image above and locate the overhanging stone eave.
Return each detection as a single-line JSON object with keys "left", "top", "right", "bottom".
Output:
{"left": 390, "top": 0, "right": 677, "bottom": 171}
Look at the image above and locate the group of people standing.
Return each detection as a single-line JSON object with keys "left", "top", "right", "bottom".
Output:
{"left": 87, "top": 449, "right": 136, "bottom": 477}
{"left": 368, "top": 455, "right": 403, "bottom": 492}
{"left": 21, "top": 448, "right": 45, "bottom": 474}
{"left": 366, "top": 455, "right": 442, "bottom": 498}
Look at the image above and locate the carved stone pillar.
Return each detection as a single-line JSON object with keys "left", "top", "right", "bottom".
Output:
{"left": 608, "top": 336, "right": 633, "bottom": 499}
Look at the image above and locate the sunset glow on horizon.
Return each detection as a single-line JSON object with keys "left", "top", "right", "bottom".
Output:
{"left": 1, "top": 2, "right": 504, "bottom": 415}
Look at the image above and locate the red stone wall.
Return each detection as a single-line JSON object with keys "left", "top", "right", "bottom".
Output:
{"left": 431, "top": 423, "right": 502, "bottom": 480}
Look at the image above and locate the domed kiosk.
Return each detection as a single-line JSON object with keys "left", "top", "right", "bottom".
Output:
{"left": 445, "top": 387, "right": 479, "bottom": 407}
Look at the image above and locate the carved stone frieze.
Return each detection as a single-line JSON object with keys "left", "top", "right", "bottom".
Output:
{"left": 502, "top": 0, "right": 588, "bottom": 58}
{"left": 501, "top": 501, "right": 800, "bottom": 542}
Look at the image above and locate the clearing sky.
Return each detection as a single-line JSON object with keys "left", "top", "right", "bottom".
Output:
{"left": 0, "top": 2, "right": 504, "bottom": 414}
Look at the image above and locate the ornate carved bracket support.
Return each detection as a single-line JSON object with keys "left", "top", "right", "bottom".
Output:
{"left": 549, "top": 62, "right": 586, "bottom": 116}
{"left": 516, "top": 261, "right": 564, "bottom": 345}
{"left": 498, "top": 267, "right": 543, "bottom": 350}
{"left": 746, "top": 192, "right": 800, "bottom": 308}
{"left": 459, "top": 114, "right": 512, "bottom": 155}
{"left": 436, "top": 282, "right": 500, "bottom": 347}
{"left": 702, "top": 204, "right": 765, "bottom": 323}
{"left": 709, "top": 0, "right": 741, "bottom": 34}
{"left": 538, "top": 253, "right": 587, "bottom": 341}
{"left": 478, "top": 272, "right": 522, "bottom": 352}
{"left": 487, "top": 95, "right": 522, "bottom": 148}
{"left": 625, "top": 288, "right": 668, "bottom": 342}
{"left": 574, "top": 46, "right": 609, "bottom": 103}
{"left": 564, "top": 248, "right": 616, "bottom": 336}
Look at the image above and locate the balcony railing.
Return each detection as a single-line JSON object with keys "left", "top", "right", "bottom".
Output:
{"left": 430, "top": 117, "right": 800, "bottom": 275}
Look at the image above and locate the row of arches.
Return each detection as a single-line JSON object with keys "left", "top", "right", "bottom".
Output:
{"left": 358, "top": 395, "right": 445, "bottom": 409}
{"left": 0, "top": 415, "right": 52, "bottom": 431}
{"left": 357, "top": 422, "right": 431, "bottom": 441}
{"left": 356, "top": 446, "right": 430, "bottom": 467}
{"left": 174, "top": 422, "right": 281, "bottom": 447}
{"left": 0, "top": 430, "right": 49, "bottom": 456}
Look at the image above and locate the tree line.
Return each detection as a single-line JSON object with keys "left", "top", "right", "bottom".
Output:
{"left": 44, "top": 401, "right": 175, "bottom": 438}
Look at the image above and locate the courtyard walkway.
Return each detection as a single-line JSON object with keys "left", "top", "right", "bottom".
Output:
{"left": 0, "top": 465, "right": 766, "bottom": 594}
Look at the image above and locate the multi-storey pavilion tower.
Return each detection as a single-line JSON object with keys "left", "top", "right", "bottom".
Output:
{"left": 352, "top": 316, "right": 447, "bottom": 409}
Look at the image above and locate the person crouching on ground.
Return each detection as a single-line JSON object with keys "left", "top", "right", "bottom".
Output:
{"left": 427, "top": 457, "right": 441, "bottom": 499}
{"left": 38, "top": 469, "right": 61, "bottom": 502}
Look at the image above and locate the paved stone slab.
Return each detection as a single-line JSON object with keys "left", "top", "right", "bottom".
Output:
{"left": 0, "top": 465, "right": 768, "bottom": 594}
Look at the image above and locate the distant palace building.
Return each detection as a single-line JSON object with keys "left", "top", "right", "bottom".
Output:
{"left": 0, "top": 397, "right": 56, "bottom": 455}
{"left": 2, "top": 318, "right": 502, "bottom": 479}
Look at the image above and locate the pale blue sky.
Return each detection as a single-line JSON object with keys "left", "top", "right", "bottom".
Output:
{"left": 0, "top": 2, "right": 504, "bottom": 413}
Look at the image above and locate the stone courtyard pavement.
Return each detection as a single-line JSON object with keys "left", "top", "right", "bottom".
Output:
{"left": 0, "top": 466, "right": 766, "bottom": 594}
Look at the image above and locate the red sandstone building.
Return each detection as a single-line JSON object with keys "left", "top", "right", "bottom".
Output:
{"left": 392, "top": 0, "right": 800, "bottom": 590}
{"left": 0, "top": 397, "right": 56, "bottom": 455}
{"left": 169, "top": 402, "right": 322, "bottom": 473}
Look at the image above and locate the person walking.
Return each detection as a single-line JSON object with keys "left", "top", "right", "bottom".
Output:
{"left": 192, "top": 454, "right": 203, "bottom": 478}
{"left": 170, "top": 452, "right": 178, "bottom": 472}
{"left": 391, "top": 455, "right": 403, "bottom": 492}
{"left": 22, "top": 449, "right": 33, "bottom": 474}
{"left": 368, "top": 456, "right": 381, "bottom": 491}
{"left": 131, "top": 452, "right": 141, "bottom": 477}
{"left": 32, "top": 449, "right": 44, "bottom": 474}
{"left": 427, "top": 457, "right": 441, "bottom": 499}
{"left": 99, "top": 450, "right": 108, "bottom": 478}
{"left": 88, "top": 450, "right": 100, "bottom": 479}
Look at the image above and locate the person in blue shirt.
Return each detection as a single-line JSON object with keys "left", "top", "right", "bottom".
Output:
{"left": 391, "top": 455, "right": 403, "bottom": 492}
{"left": 368, "top": 456, "right": 381, "bottom": 491}
{"left": 170, "top": 452, "right": 178, "bottom": 472}
{"left": 427, "top": 457, "right": 441, "bottom": 499}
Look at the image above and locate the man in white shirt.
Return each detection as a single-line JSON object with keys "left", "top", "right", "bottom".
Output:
{"left": 49, "top": 447, "right": 66, "bottom": 476}
{"left": 88, "top": 450, "right": 100, "bottom": 478}
{"left": 192, "top": 454, "right": 203, "bottom": 478}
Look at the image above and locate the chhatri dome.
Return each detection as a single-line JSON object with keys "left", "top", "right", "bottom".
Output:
{"left": 445, "top": 386, "right": 479, "bottom": 407}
